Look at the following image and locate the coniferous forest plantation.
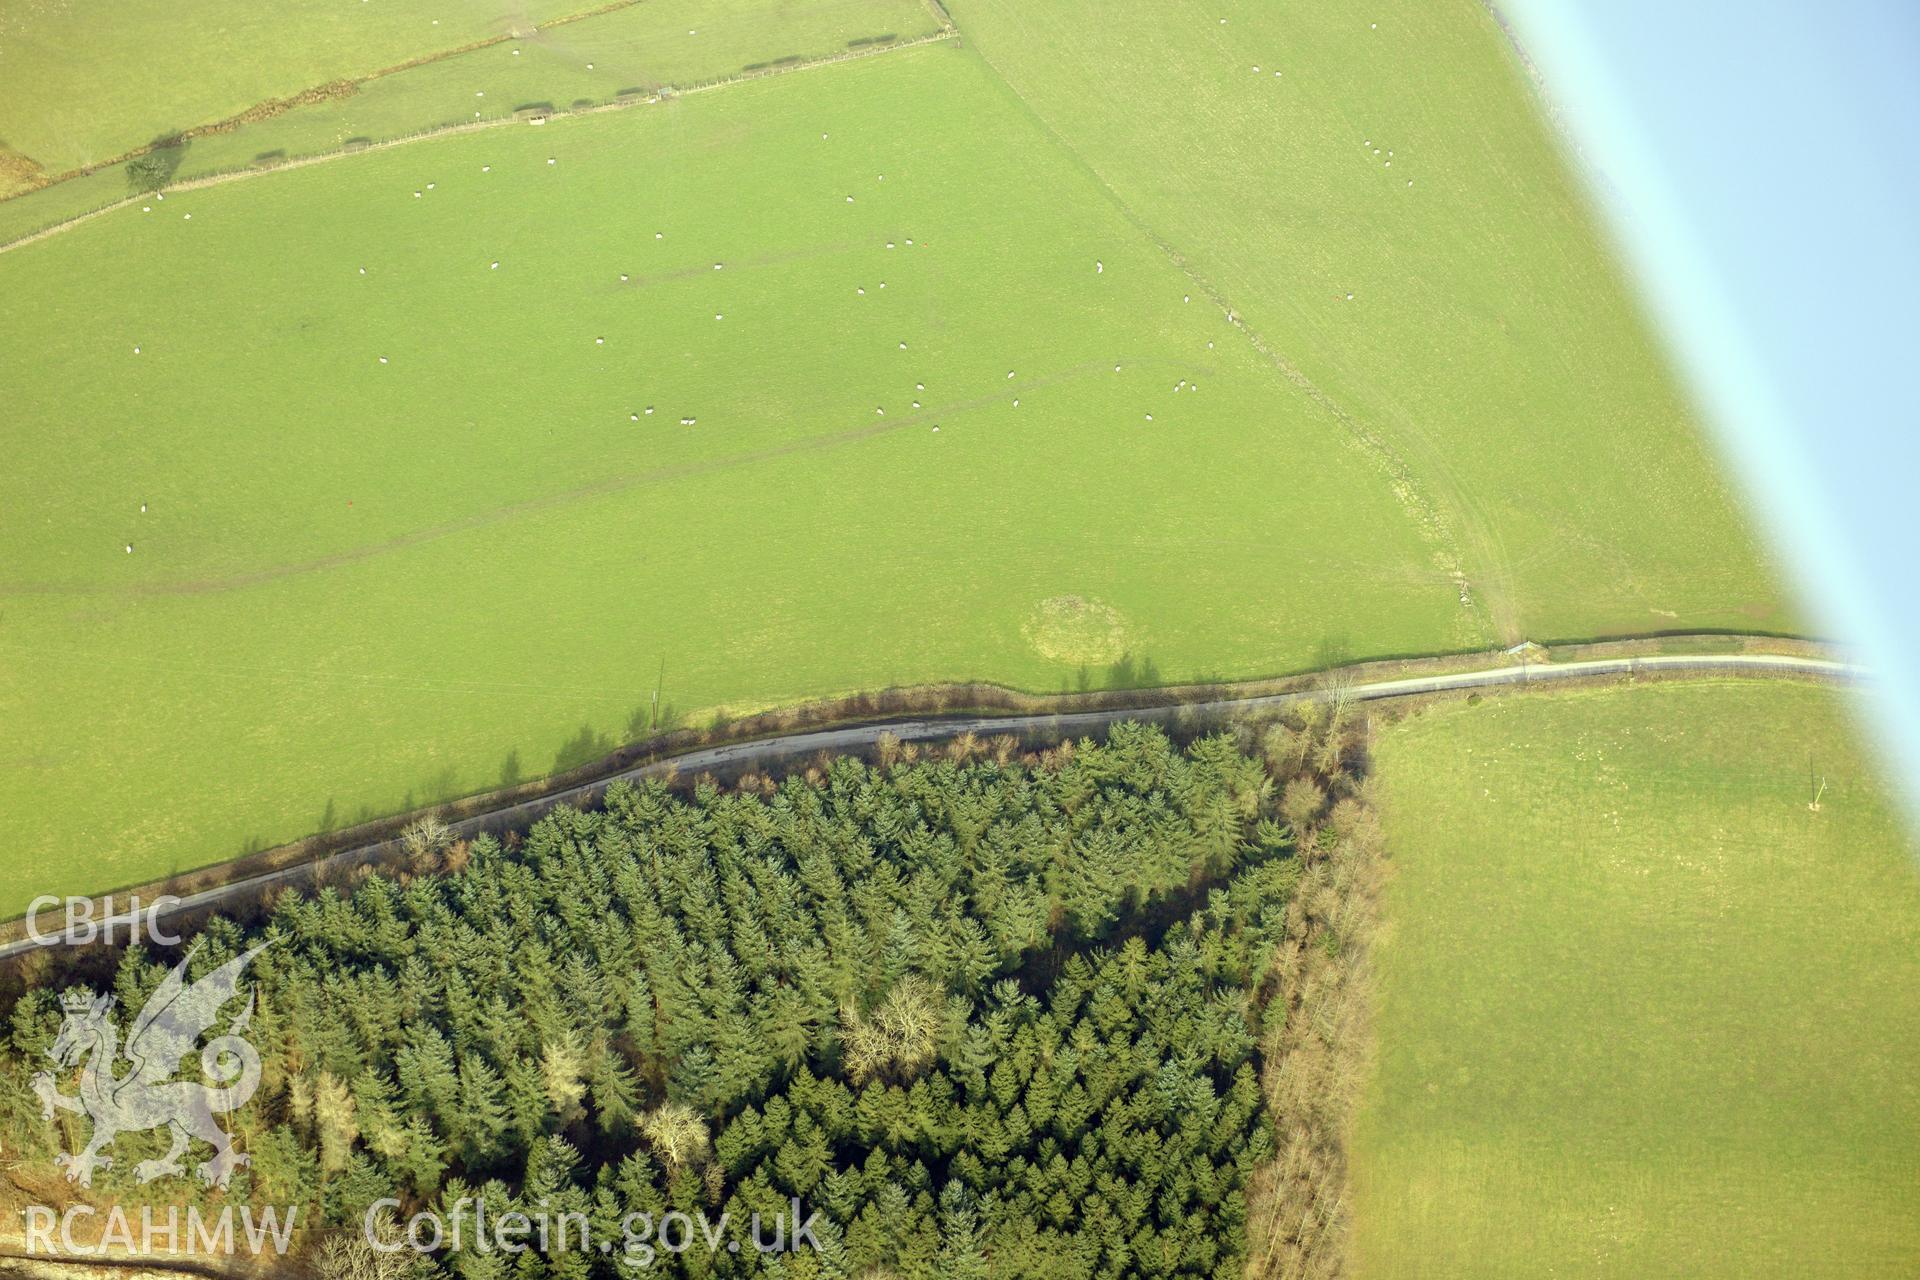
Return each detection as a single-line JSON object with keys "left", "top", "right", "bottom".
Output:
{"left": 0, "top": 715, "right": 1377, "bottom": 1279}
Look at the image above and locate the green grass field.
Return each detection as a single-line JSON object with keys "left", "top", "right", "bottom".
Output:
{"left": 0, "top": 0, "right": 1816, "bottom": 910}
{"left": 179, "top": 0, "right": 942, "bottom": 172}
{"left": 945, "top": 0, "right": 1788, "bottom": 644}
{"left": 0, "top": 0, "right": 594, "bottom": 182}
{"left": 1356, "top": 682, "right": 1920, "bottom": 1277}
{"left": 0, "top": 40, "right": 1463, "bottom": 911}
{"left": 0, "top": 0, "right": 942, "bottom": 241}
{"left": 0, "top": 0, "right": 940, "bottom": 241}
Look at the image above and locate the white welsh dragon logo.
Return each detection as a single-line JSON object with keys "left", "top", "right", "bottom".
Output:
{"left": 31, "top": 942, "right": 268, "bottom": 1189}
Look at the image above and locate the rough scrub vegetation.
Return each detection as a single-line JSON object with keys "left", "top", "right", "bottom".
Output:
{"left": 0, "top": 714, "right": 1382, "bottom": 1279}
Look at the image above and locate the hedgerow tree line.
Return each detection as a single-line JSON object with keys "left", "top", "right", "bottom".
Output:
{"left": 0, "top": 706, "right": 1381, "bottom": 1279}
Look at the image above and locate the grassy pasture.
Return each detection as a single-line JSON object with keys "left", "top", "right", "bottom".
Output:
{"left": 945, "top": 0, "right": 1791, "bottom": 644}
{"left": 0, "top": 0, "right": 590, "bottom": 182}
{"left": 179, "top": 0, "right": 943, "bottom": 178}
{"left": 0, "top": 41, "right": 1462, "bottom": 911}
{"left": 0, "top": 162, "right": 123, "bottom": 243}
{"left": 1357, "top": 682, "right": 1920, "bottom": 1277}
{"left": 0, "top": 0, "right": 941, "bottom": 242}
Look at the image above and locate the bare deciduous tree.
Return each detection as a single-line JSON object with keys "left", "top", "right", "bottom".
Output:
{"left": 641, "top": 1102, "right": 710, "bottom": 1170}
{"left": 399, "top": 814, "right": 451, "bottom": 862}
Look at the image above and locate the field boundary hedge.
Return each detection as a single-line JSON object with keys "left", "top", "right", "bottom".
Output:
{"left": 0, "top": 29, "right": 958, "bottom": 257}
{"left": 0, "top": 0, "right": 653, "bottom": 202}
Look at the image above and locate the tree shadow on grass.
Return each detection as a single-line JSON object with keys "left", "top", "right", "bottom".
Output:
{"left": 1070, "top": 652, "right": 1164, "bottom": 694}
{"left": 1314, "top": 635, "right": 1354, "bottom": 671}
{"left": 554, "top": 723, "right": 614, "bottom": 773}
{"left": 1105, "top": 652, "right": 1163, "bottom": 691}
{"left": 625, "top": 700, "right": 682, "bottom": 741}
{"left": 420, "top": 765, "right": 459, "bottom": 806}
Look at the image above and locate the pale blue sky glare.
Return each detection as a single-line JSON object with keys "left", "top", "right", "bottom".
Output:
{"left": 1501, "top": 0, "right": 1920, "bottom": 810}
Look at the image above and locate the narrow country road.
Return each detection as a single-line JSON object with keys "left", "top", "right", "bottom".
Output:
{"left": 0, "top": 649, "right": 1862, "bottom": 962}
